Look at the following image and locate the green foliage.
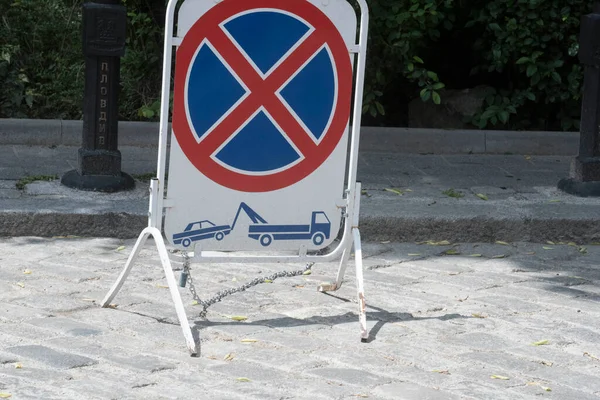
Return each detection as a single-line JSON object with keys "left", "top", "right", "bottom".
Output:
{"left": 120, "top": 1, "right": 165, "bottom": 121}
{"left": 0, "top": 0, "right": 83, "bottom": 119}
{"left": 466, "top": 0, "right": 586, "bottom": 130}
{"left": 0, "top": 0, "right": 591, "bottom": 131}
{"left": 15, "top": 174, "right": 58, "bottom": 190}
{"left": 363, "top": 0, "right": 587, "bottom": 130}
{"left": 0, "top": 0, "right": 165, "bottom": 121}
{"left": 364, "top": 0, "right": 454, "bottom": 118}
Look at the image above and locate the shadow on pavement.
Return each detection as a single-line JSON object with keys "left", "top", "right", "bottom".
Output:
{"left": 191, "top": 305, "right": 471, "bottom": 343}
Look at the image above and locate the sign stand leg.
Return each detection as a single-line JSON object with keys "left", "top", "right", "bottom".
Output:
{"left": 101, "top": 227, "right": 199, "bottom": 356}
{"left": 318, "top": 182, "right": 368, "bottom": 341}
{"left": 352, "top": 227, "right": 368, "bottom": 341}
{"left": 317, "top": 235, "right": 352, "bottom": 292}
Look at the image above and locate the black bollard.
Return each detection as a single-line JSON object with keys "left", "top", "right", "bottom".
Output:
{"left": 62, "top": 0, "right": 134, "bottom": 192}
{"left": 558, "top": 2, "right": 600, "bottom": 197}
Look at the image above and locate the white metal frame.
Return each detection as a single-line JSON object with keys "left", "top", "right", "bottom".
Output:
{"left": 101, "top": 0, "right": 370, "bottom": 355}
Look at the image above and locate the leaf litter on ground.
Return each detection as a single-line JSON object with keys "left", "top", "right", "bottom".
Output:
{"left": 532, "top": 339, "right": 550, "bottom": 346}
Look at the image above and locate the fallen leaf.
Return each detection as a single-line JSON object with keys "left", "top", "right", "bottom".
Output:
{"left": 532, "top": 339, "right": 550, "bottom": 346}
{"left": 432, "top": 369, "right": 451, "bottom": 375}
{"left": 241, "top": 339, "right": 258, "bottom": 343}
{"left": 81, "top": 298, "right": 96, "bottom": 303}
{"left": 578, "top": 246, "right": 588, "bottom": 254}
{"left": 232, "top": 277, "right": 237, "bottom": 282}
{"left": 0, "top": 394, "right": 11, "bottom": 398}
{"left": 155, "top": 284, "right": 169, "bottom": 289}
{"left": 293, "top": 285, "right": 304, "bottom": 289}
{"left": 206, "top": 355, "right": 218, "bottom": 360}
{"left": 542, "top": 246, "right": 554, "bottom": 250}
{"left": 584, "top": 352, "right": 600, "bottom": 361}
{"left": 381, "top": 240, "right": 391, "bottom": 244}
{"left": 524, "top": 252, "right": 536, "bottom": 255}
{"left": 405, "top": 189, "right": 413, "bottom": 192}
{"left": 490, "top": 375, "right": 510, "bottom": 380}
{"left": 525, "top": 155, "right": 532, "bottom": 160}
{"left": 443, "top": 249, "right": 461, "bottom": 256}
{"left": 191, "top": 300, "right": 199, "bottom": 306}
{"left": 16, "top": 282, "right": 24, "bottom": 288}
{"left": 352, "top": 394, "right": 369, "bottom": 398}
{"left": 236, "top": 377, "right": 251, "bottom": 382}
{"left": 107, "top": 304, "right": 118, "bottom": 309}
{"left": 385, "top": 188, "right": 404, "bottom": 195}
{"left": 457, "top": 296, "right": 469, "bottom": 302}
{"left": 302, "top": 270, "right": 312, "bottom": 275}
{"left": 469, "top": 254, "right": 483, "bottom": 257}
{"left": 417, "top": 240, "right": 451, "bottom": 246}
{"left": 546, "top": 241, "right": 555, "bottom": 245}
{"left": 528, "top": 382, "right": 552, "bottom": 392}
{"left": 116, "top": 245, "right": 126, "bottom": 251}
{"left": 361, "top": 189, "right": 372, "bottom": 198}
{"left": 540, "top": 360, "right": 553, "bottom": 366}
{"left": 224, "top": 353, "right": 234, "bottom": 361}
{"left": 492, "top": 254, "right": 507, "bottom": 259}
{"left": 263, "top": 279, "right": 273, "bottom": 283}
{"left": 14, "top": 363, "right": 22, "bottom": 369}
{"left": 495, "top": 241, "right": 510, "bottom": 246}
{"left": 408, "top": 253, "right": 422, "bottom": 256}
{"left": 548, "top": 199, "right": 561, "bottom": 203}
{"left": 231, "top": 316, "right": 248, "bottom": 322}
{"left": 442, "top": 188, "right": 464, "bottom": 198}
{"left": 476, "top": 193, "right": 488, "bottom": 201}
{"left": 472, "top": 313, "right": 487, "bottom": 318}
{"left": 23, "top": 269, "right": 32, "bottom": 275}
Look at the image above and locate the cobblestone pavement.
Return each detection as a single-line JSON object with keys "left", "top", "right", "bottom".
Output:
{"left": 1, "top": 237, "right": 600, "bottom": 399}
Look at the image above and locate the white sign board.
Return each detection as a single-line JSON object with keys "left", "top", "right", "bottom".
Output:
{"left": 164, "top": 0, "right": 357, "bottom": 252}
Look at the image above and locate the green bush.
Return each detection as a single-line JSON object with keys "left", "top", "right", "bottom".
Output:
{"left": 467, "top": 0, "right": 586, "bottom": 130}
{"left": 364, "top": 0, "right": 587, "bottom": 130}
{"left": 0, "top": 0, "right": 164, "bottom": 121}
{"left": 0, "top": 0, "right": 83, "bottom": 119}
{"left": 364, "top": 0, "right": 454, "bottom": 122}
{"left": 0, "top": 0, "right": 592, "bottom": 131}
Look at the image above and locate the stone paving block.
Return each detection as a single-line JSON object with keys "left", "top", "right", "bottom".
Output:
{"left": 373, "top": 382, "right": 461, "bottom": 400}
{"left": 208, "top": 359, "right": 291, "bottom": 382}
{"left": 6, "top": 345, "right": 98, "bottom": 369}
{"left": 27, "top": 317, "right": 102, "bottom": 337}
{"left": 307, "top": 366, "right": 392, "bottom": 387}
{"left": 104, "top": 354, "right": 175, "bottom": 373}
{"left": 0, "top": 302, "right": 51, "bottom": 322}
{"left": 0, "top": 366, "right": 74, "bottom": 388}
{"left": 0, "top": 189, "right": 21, "bottom": 199}
{"left": 0, "top": 384, "right": 87, "bottom": 400}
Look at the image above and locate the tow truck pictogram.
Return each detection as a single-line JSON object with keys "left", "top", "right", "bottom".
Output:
{"left": 172, "top": 202, "right": 331, "bottom": 248}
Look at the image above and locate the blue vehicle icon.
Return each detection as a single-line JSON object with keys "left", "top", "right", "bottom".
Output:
{"left": 173, "top": 203, "right": 331, "bottom": 248}
{"left": 247, "top": 210, "right": 331, "bottom": 247}
{"left": 172, "top": 220, "right": 231, "bottom": 248}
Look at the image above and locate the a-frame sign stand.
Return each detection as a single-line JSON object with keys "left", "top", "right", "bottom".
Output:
{"left": 101, "top": 0, "right": 370, "bottom": 356}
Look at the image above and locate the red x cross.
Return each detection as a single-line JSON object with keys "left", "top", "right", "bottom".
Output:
{"left": 197, "top": 25, "right": 326, "bottom": 159}
{"left": 172, "top": 0, "right": 352, "bottom": 192}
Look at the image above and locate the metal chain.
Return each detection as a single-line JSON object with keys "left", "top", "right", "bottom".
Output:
{"left": 180, "top": 252, "right": 313, "bottom": 319}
